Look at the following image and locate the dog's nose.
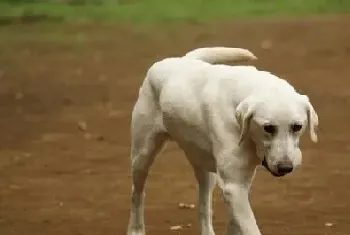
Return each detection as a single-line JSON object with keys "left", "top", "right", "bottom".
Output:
{"left": 276, "top": 162, "right": 293, "bottom": 175}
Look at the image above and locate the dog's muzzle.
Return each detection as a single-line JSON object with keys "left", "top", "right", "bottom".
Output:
{"left": 262, "top": 156, "right": 292, "bottom": 177}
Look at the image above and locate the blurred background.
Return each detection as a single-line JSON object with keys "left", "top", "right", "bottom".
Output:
{"left": 0, "top": 1, "right": 350, "bottom": 235}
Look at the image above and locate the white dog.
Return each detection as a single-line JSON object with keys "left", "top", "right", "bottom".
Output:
{"left": 127, "top": 47, "right": 318, "bottom": 235}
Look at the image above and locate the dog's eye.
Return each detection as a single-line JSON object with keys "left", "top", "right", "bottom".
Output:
{"left": 291, "top": 124, "right": 302, "bottom": 133}
{"left": 263, "top": 124, "right": 277, "bottom": 135}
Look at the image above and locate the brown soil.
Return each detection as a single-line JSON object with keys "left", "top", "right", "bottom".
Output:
{"left": 0, "top": 15, "right": 350, "bottom": 235}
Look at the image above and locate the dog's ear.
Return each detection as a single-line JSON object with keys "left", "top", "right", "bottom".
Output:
{"left": 235, "top": 96, "right": 258, "bottom": 145}
{"left": 299, "top": 95, "right": 319, "bottom": 143}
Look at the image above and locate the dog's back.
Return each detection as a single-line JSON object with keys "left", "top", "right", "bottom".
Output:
{"left": 140, "top": 47, "right": 258, "bottom": 102}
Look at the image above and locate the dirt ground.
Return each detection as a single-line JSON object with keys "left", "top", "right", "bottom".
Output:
{"left": 1, "top": 14, "right": 350, "bottom": 235}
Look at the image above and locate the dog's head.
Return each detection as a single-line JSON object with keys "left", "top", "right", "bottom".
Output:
{"left": 235, "top": 93, "right": 318, "bottom": 177}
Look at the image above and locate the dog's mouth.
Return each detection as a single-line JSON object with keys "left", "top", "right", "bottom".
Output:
{"left": 262, "top": 157, "right": 286, "bottom": 177}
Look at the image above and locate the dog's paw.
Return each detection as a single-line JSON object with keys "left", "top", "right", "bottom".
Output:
{"left": 127, "top": 228, "right": 145, "bottom": 235}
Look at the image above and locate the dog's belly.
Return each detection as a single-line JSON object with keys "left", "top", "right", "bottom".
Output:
{"left": 180, "top": 143, "right": 217, "bottom": 172}
{"left": 164, "top": 118, "right": 217, "bottom": 172}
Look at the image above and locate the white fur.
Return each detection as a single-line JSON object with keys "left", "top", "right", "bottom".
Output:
{"left": 127, "top": 47, "right": 319, "bottom": 235}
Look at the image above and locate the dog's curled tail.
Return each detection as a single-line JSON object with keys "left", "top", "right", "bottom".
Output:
{"left": 183, "top": 47, "right": 257, "bottom": 64}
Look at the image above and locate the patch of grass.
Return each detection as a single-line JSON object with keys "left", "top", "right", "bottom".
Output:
{"left": 0, "top": 0, "right": 350, "bottom": 24}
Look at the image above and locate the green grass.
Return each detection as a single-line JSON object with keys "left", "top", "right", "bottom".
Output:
{"left": 0, "top": 0, "right": 350, "bottom": 24}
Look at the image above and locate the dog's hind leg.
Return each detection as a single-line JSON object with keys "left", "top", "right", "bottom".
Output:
{"left": 193, "top": 166, "right": 217, "bottom": 235}
{"left": 127, "top": 99, "right": 168, "bottom": 235}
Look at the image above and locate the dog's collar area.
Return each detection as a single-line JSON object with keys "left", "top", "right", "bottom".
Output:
{"left": 262, "top": 157, "right": 286, "bottom": 177}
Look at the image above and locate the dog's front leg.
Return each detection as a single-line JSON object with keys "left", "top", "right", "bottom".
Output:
{"left": 193, "top": 166, "right": 217, "bottom": 235}
{"left": 217, "top": 162, "right": 261, "bottom": 235}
